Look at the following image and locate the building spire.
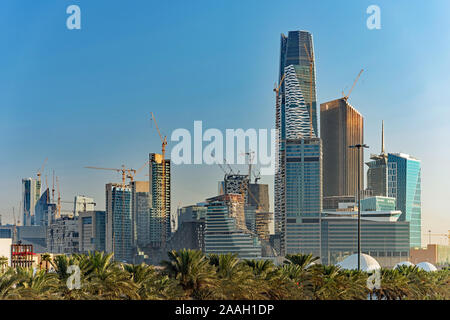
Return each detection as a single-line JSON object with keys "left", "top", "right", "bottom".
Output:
{"left": 381, "top": 120, "right": 385, "bottom": 154}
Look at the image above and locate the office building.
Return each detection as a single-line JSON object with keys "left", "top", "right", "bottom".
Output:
{"left": 106, "top": 183, "right": 133, "bottom": 262}
{"left": 275, "top": 30, "right": 318, "bottom": 256}
{"left": 320, "top": 98, "right": 364, "bottom": 198}
{"left": 321, "top": 208, "right": 410, "bottom": 268}
{"left": 16, "top": 225, "right": 47, "bottom": 253}
{"left": 204, "top": 194, "right": 261, "bottom": 259}
{"left": 22, "top": 178, "right": 41, "bottom": 226}
{"left": 360, "top": 196, "right": 396, "bottom": 212}
{"left": 388, "top": 153, "right": 422, "bottom": 248}
{"left": 34, "top": 188, "right": 57, "bottom": 226}
{"left": 131, "top": 181, "right": 150, "bottom": 248}
{"left": 47, "top": 216, "right": 79, "bottom": 255}
{"left": 78, "top": 210, "right": 106, "bottom": 253}
{"left": 73, "top": 195, "right": 95, "bottom": 216}
{"left": 149, "top": 153, "right": 171, "bottom": 248}
{"left": 285, "top": 138, "right": 322, "bottom": 256}
{"left": 366, "top": 121, "right": 388, "bottom": 196}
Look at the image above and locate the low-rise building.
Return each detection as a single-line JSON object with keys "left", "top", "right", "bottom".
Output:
{"left": 410, "top": 244, "right": 450, "bottom": 267}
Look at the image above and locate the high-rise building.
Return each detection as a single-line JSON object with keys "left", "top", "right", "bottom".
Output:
{"left": 275, "top": 30, "right": 318, "bottom": 256}
{"left": 73, "top": 196, "right": 95, "bottom": 216}
{"left": 284, "top": 137, "right": 323, "bottom": 256}
{"left": 388, "top": 153, "right": 422, "bottom": 248}
{"left": 366, "top": 121, "right": 388, "bottom": 196}
{"left": 34, "top": 188, "right": 57, "bottom": 227}
{"left": 204, "top": 194, "right": 261, "bottom": 259}
{"left": 22, "top": 178, "right": 41, "bottom": 226}
{"left": 78, "top": 210, "right": 106, "bottom": 253}
{"left": 106, "top": 183, "right": 133, "bottom": 262}
{"left": 149, "top": 153, "right": 171, "bottom": 248}
{"left": 131, "top": 181, "right": 150, "bottom": 248}
{"left": 320, "top": 98, "right": 364, "bottom": 198}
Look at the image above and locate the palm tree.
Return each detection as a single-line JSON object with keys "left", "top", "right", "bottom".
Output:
{"left": 285, "top": 253, "right": 319, "bottom": 270}
{"left": 0, "top": 268, "right": 19, "bottom": 299}
{"left": 13, "top": 267, "right": 60, "bottom": 299}
{"left": 0, "top": 256, "right": 8, "bottom": 273}
{"left": 162, "top": 249, "right": 217, "bottom": 299}
{"left": 40, "top": 253, "right": 52, "bottom": 272}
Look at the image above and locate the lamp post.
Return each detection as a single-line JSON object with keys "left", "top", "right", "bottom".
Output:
{"left": 349, "top": 143, "right": 369, "bottom": 271}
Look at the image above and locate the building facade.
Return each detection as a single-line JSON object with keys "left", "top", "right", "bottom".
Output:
{"left": 73, "top": 196, "right": 95, "bottom": 216}
{"left": 47, "top": 216, "right": 79, "bottom": 255}
{"left": 320, "top": 98, "right": 364, "bottom": 199}
{"left": 149, "top": 153, "right": 171, "bottom": 248}
{"left": 205, "top": 194, "right": 261, "bottom": 259}
{"left": 275, "top": 30, "right": 318, "bottom": 256}
{"left": 131, "top": 181, "right": 150, "bottom": 248}
{"left": 106, "top": 183, "right": 133, "bottom": 262}
{"left": 321, "top": 210, "right": 410, "bottom": 268}
{"left": 388, "top": 153, "right": 422, "bottom": 248}
{"left": 78, "top": 210, "right": 106, "bottom": 253}
{"left": 284, "top": 138, "right": 322, "bottom": 256}
{"left": 22, "top": 178, "right": 41, "bottom": 226}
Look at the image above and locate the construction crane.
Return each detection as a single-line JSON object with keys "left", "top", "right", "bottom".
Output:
{"left": 150, "top": 112, "right": 168, "bottom": 248}
{"left": 37, "top": 158, "right": 48, "bottom": 185}
{"left": 51, "top": 170, "right": 55, "bottom": 203}
{"left": 56, "top": 176, "right": 61, "bottom": 219}
{"left": 424, "top": 230, "right": 450, "bottom": 245}
{"left": 85, "top": 165, "right": 136, "bottom": 186}
{"left": 127, "top": 160, "right": 151, "bottom": 182}
{"left": 342, "top": 69, "right": 364, "bottom": 102}
{"left": 303, "top": 43, "right": 315, "bottom": 138}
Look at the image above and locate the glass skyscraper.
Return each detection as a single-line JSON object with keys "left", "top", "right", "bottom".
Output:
{"left": 285, "top": 138, "right": 322, "bottom": 256}
{"left": 106, "top": 183, "right": 133, "bottom": 262}
{"left": 275, "top": 30, "right": 320, "bottom": 256}
{"left": 22, "top": 178, "right": 41, "bottom": 226}
{"left": 388, "top": 153, "right": 422, "bottom": 248}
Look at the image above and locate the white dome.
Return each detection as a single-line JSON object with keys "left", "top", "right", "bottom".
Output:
{"left": 394, "top": 261, "right": 415, "bottom": 269}
{"left": 336, "top": 253, "right": 381, "bottom": 272}
{"left": 416, "top": 262, "right": 437, "bottom": 272}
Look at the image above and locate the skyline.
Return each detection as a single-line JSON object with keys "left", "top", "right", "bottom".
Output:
{"left": 1, "top": 1, "right": 450, "bottom": 244}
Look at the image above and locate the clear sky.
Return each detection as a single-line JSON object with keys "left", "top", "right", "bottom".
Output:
{"left": 1, "top": 0, "right": 449, "bottom": 245}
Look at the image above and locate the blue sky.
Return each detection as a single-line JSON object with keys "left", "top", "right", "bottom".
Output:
{"left": 1, "top": 1, "right": 449, "bottom": 243}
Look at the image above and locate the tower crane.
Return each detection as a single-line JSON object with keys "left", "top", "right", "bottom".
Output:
{"left": 342, "top": 69, "right": 364, "bottom": 102}
{"left": 85, "top": 164, "right": 136, "bottom": 259}
{"left": 150, "top": 112, "right": 168, "bottom": 248}
{"left": 36, "top": 158, "right": 48, "bottom": 185}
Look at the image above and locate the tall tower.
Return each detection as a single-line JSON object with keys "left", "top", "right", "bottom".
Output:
{"left": 388, "top": 153, "right": 421, "bottom": 248}
{"left": 366, "top": 121, "right": 388, "bottom": 196}
{"left": 320, "top": 98, "right": 364, "bottom": 199}
{"left": 149, "top": 153, "right": 171, "bottom": 248}
{"left": 22, "top": 178, "right": 40, "bottom": 226}
{"left": 105, "top": 183, "right": 133, "bottom": 262}
{"left": 275, "top": 30, "right": 319, "bottom": 256}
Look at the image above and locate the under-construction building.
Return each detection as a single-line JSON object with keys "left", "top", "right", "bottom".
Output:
{"left": 149, "top": 153, "right": 171, "bottom": 248}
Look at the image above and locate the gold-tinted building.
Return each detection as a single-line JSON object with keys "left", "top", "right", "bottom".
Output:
{"left": 320, "top": 98, "right": 364, "bottom": 198}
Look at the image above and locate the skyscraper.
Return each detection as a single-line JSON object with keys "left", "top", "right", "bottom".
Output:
{"left": 106, "top": 183, "right": 133, "bottom": 262}
{"left": 149, "top": 153, "right": 171, "bottom": 248}
{"left": 285, "top": 137, "right": 323, "bottom": 256}
{"left": 388, "top": 153, "right": 422, "bottom": 248}
{"left": 22, "top": 178, "right": 41, "bottom": 226}
{"left": 78, "top": 210, "right": 106, "bottom": 253}
{"left": 320, "top": 98, "right": 364, "bottom": 198}
{"left": 131, "top": 181, "right": 150, "bottom": 247}
{"left": 366, "top": 121, "right": 388, "bottom": 197}
{"left": 275, "top": 30, "right": 319, "bottom": 256}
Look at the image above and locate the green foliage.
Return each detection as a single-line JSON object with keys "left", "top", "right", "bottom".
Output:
{"left": 0, "top": 250, "right": 448, "bottom": 300}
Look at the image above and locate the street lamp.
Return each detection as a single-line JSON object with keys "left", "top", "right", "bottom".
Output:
{"left": 349, "top": 143, "right": 369, "bottom": 271}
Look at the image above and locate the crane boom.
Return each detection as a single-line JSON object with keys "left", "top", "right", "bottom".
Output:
{"left": 343, "top": 69, "right": 364, "bottom": 101}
